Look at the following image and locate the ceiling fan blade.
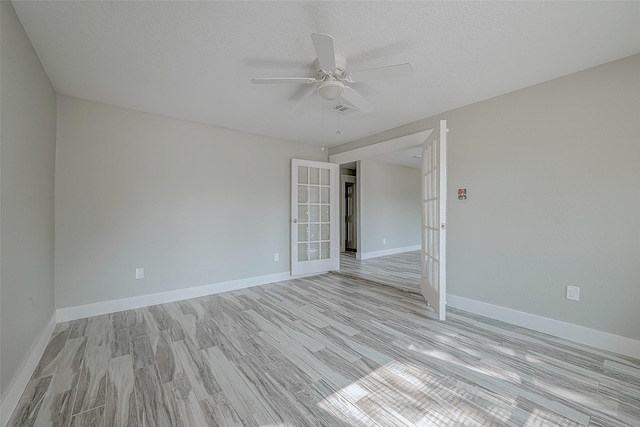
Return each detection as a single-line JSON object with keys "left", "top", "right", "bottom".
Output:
{"left": 295, "top": 88, "right": 319, "bottom": 114}
{"left": 341, "top": 86, "right": 374, "bottom": 113}
{"left": 252, "top": 77, "right": 317, "bottom": 85}
{"left": 311, "top": 33, "right": 337, "bottom": 73}
{"left": 348, "top": 63, "right": 413, "bottom": 82}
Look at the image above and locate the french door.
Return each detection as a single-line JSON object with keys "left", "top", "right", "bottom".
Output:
{"left": 421, "top": 120, "right": 448, "bottom": 320}
{"left": 291, "top": 159, "right": 339, "bottom": 276}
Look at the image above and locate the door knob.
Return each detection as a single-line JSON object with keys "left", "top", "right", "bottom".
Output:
{"left": 293, "top": 219, "right": 298, "bottom": 223}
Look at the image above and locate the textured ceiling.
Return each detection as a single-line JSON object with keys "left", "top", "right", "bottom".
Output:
{"left": 12, "top": 1, "right": 640, "bottom": 147}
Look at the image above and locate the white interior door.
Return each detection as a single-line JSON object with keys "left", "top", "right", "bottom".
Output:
{"left": 292, "top": 159, "right": 339, "bottom": 276}
{"left": 421, "top": 120, "right": 447, "bottom": 320}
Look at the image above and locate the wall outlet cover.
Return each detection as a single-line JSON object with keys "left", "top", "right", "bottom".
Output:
{"left": 136, "top": 268, "right": 144, "bottom": 280}
{"left": 566, "top": 285, "right": 580, "bottom": 301}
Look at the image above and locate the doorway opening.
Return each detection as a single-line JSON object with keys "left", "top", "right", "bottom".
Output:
{"left": 329, "top": 123, "right": 447, "bottom": 319}
{"left": 330, "top": 129, "right": 433, "bottom": 295}
{"left": 344, "top": 181, "right": 356, "bottom": 252}
{"left": 340, "top": 163, "right": 358, "bottom": 255}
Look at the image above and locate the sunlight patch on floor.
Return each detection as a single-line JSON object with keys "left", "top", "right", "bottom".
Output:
{"left": 316, "top": 359, "right": 515, "bottom": 426}
{"left": 405, "top": 342, "right": 521, "bottom": 384}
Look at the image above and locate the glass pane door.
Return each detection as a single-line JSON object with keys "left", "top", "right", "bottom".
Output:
{"left": 421, "top": 120, "right": 447, "bottom": 321}
{"left": 292, "top": 160, "right": 338, "bottom": 275}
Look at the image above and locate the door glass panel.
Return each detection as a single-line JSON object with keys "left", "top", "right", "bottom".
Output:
{"left": 309, "top": 224, "right": 320, "bottom": 241}
{"left": 298, "top": 185, "right": 308, "bottom": 203}
{"left": 298, "top": 205, "right": 308, "bottom": 223}
{"left": 298, "top": 243, "right": 308, "bottom": 261}
{"left": 321, "top": 223, "right": 330, "bottom": 240}
{"left": 298, "top": 166, "right": 308, "bottom": 184}
{"left": 321, "top": 205, "right": 330, "bottom": 222}
{"left": 321, "top": 169, "right": 330, "bottom": 185}
{"left": 310, "top": 167, "right": 319, "bottom": 185}
{"left": 298, "top": 224, "right": 308, "bottom": 242}
{"left": 309, "top": 205, "right": 320, "bottom": 222}
{"left": 423, "top": 205, "right": 428, "bottom": 228}
{"left": 432, "top": 171, "right": 437, "bottom": 198}
{"left": 309, "top": 242, "right": 320, "bottom": 260}
{"left": 321, "top": 242, "right": 330, "bottom": 259}
{"left": 433, "top": 262, "right": 439, "bottom": 291}
{"left": 431, "top": 202, "right": 436, "bottom": 228}
{"left": 431, "top": 229, "right": 436, "bottom": 256}
{"left": 423, "top": 230, "right": 428, "bottom": 256}
{"left": 434, "top": 232, "right": 439, "bottom": 259}
{"left": 321, "top": 187, "right": 329, "bottom": 204}
{"left": 309, "top": 186, "right": 319, "bottom": 203}
{"left": 425, "top": 173, "right": 430, "bottom": 198}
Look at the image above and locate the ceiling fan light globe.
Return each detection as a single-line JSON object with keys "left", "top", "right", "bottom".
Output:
{"left": 317, "top": 81, "right": 344, "bottom": 100}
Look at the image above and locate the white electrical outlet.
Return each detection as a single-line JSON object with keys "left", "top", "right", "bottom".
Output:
{"left": 274, "top": 253, "right": 279, "bottom": 262}
{"left": 383, "top": 238, "right": 386, "bottom": 245}
{"left": 136, "top": 268, "right": 144, "bottom": 280}
{"left": 566, "top": 285, "right": 580, "bottom": 301}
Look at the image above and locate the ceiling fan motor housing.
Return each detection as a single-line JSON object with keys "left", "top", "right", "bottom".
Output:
{"left": 314, "top": 55, "right": 348, "bottom": 79}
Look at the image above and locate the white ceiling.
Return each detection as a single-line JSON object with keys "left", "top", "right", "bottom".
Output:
{"left": 12, "top": 1, "right": 640, "bottom": 148}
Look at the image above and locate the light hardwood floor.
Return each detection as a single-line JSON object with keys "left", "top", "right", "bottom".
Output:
{"left": 8, "top": 255, "right": 640, "bottom": 426}
{"left": 339, "top": 251, "right": 421, "bottom": 294}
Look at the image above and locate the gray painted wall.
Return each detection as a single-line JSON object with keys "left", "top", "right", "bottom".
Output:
{"left": 333, "top": 55, "right": 640, "bottom": 340}
{"left": 55, "top": 96, "right": 327, "bottom": 308}
{"left": 359, "top": 160, "right": 421, "bottom": 254}
{"left": 0, "top": 0, "right": 57, "bottom": 400}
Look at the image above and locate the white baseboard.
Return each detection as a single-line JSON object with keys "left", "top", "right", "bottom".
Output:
{"left": 447, "top": 294, "right": 640, "bottom": 360}
{"left": 1, "top": 312, "right": 57, "bottom": 427}
{"left": 357, "top": 245, "right": 420, "bottom": 260}
{"left": 57, "top": 271, "right": 294, "bottom": 322}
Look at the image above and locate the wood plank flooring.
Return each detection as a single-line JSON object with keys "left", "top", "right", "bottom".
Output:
{"left": 9, "top": 255, "right": 640, "bottom": 426}
{"left": 339, "top": 251, "right": 421, "bottom": 294}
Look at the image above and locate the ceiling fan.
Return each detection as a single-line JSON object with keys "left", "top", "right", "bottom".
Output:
{"left": 251, "top": 33, "right": 413, "bottom": 114}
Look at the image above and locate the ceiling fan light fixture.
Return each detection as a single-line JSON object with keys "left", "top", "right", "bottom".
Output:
{"left": 251, "top": 33, "right": 412, "bottom": 114}
{"left": 317, "top": 81, "right": 344, "bottom": 100}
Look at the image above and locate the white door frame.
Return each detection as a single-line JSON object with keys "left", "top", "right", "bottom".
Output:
{"left": 330, "top": 131, "right": 431, "bottom": 261}
{"left": 329, "top": 125, "right": 446, "bottom": 318}
{"left": 329, "top": 130, "right": 432, "bottom": 165}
